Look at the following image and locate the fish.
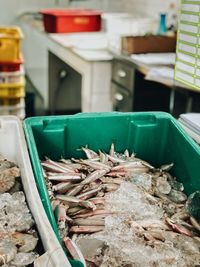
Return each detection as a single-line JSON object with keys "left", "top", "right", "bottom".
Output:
{"left": 69, "top": 225, "right": 104, "bottom": 234}
{"left": 41, "top": 161, "right": 72, "bottom": 173}
{"left": 67, "top": 184, "right": 84, "bottom": 197}
{"left": 109, "top": 143, "right": 115, "bottom": 157}
{"left": 73, "top": 218, "right": 105, "bottom": 226}
{"left": 80, "top": 159, "right": 110, "bottom": 171}
{"left": 63, "top": 237, "right": 86, "bottom": 266}
{"left": 165, "top": 217, "right": 193, "bottom": 237}
{"left": 42, "top": 144, "right": 200, "bottom": 267}
{"left": 48, "top": 174, "right": 84, "bottom": 182}
{"left": 52, "top": 182, "right": 72, "bottom": 193}
{"left": 77, "top": 188, "right": 102, "bottom": 201}
{"left": 81, "top": 169, "right": 108, "bottom": 185}
{"left": 56, "top": 195, "right": 96, "bottom": 210}
{"left": 80, "top": 147, "right": 98, "bottom": 159}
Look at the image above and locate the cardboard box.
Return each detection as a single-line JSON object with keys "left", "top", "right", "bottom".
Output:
{"left": 122, "top": 35, "right": 177, "bottom": 55}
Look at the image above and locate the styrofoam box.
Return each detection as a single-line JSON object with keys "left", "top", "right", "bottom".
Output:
{"left": 0, "top": 116, "right": 71, "bottom": 267}
{"left": 104, "top": 15, "right": 157, "bottom": 52}
{"left": 102, "top": 13, "right": 131, "bottom": 31}
{"left": 104, "top": 15, "right": 157, "bottom": 35}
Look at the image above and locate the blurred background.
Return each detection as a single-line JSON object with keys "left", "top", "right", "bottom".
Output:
{"left": 3, "top": 0, "right": 199, "bottom": 122}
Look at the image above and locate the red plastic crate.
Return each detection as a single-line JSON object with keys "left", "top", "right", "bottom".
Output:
{"left": 40, "top": 9, "right": 102, "bottom": 33}
{"left": 0, "top": 56, "right": 23, "bottom": 72}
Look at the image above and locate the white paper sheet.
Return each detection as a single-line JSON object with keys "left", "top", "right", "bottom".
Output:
{"left": 146, "top": 67, "right": 174, "bottom": 80}
{"left": 178, "top": 121, "right": 200, "bottom": 144}
{"left": 179, "top": 113, "right": 200, "bottom": 134}
{"left": 131, "top": 53, "right": 176, "bottom": 65}
{"left": 145, "top": 67, "right": 175, "bottom": 86}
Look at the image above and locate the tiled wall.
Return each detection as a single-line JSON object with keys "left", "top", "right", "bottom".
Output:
{"left": 1, "top": 0, "right": 57, "bottom": 24}
{"left": 0, "top": 0, "right": 178, "bottom": 24}
{"left": 69, "top": 0, "right": 179, "bottom": 17}
{"left": 0, "top": 0, "right": 103, "bottom": 24}
{"left": 105, "top": 0, "right": 179, "bottom": 17}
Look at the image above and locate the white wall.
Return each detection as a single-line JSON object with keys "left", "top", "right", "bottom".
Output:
{"left": 0, "top": 0, "right": 104, "bottom": 25}
{"left": 105, "top": 0, "right": 179, "bottom": 18}
{"left": 0, "top": 0, "right": 179, "bottom": 25}
{"left": 0, "top": 0, "right": 56, "bottom": 25}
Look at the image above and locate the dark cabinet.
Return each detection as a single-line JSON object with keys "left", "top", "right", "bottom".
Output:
{"left": 111, "top": 58, "right": 171, "bottom": 113}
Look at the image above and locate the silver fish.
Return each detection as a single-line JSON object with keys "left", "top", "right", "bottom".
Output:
{"left": 63, "top": 237, "right": 86, "bottom": 266}
{"left": 99, "top": 150, "right": 108, "bottom": 164}
{"left": 73, "top": 218, "right": 105, "bottom": 226}
{"left": 160, "top": 163, "right": 174, "bottom": 172}
{"left": 81, "top": 147, "right": 98, "bottom": 159}
{"left": 80, "top": 159, "right": 110, "bottom": 171}
{"left": 81, "top": 169, "right": 108, "bottom": 185}
{"left": 109, "top": 143, "right": 115, "bottom": 157}
{"left": 52, "top": 182, "right": 72, "bottom": 192}
{"left": 49, "top": 174, "right": 83, "bottom": 182}
{"left": 67, "top": 184, "right": 84, "bottom": 197}
{"left": 43, "top": 159, "right": 74, "bottom": 172}
{"left": 77, "top": 188, "right": 102, "bottom": 201}
{"left": 70, "top": 225, "right": 104, "bottom": 234}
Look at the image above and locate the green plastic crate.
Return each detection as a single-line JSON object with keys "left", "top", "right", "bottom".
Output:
{"left": 24, "top": 112, "right": 200, "bottom": 265}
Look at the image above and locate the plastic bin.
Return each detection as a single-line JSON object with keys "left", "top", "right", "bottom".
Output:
{"left": 0, "top": 116, "right": 72, "bottom": 267}
{"left": 0, "top": 97, "right": 25, "bottom": 108}
{"left": 0, "top": 27, "right": 23, "bottom": 62}
{"left": 0, "top": 56, "right": 23, "bottom": 72}
{"left": 0, "top": 97, "right": 22, "bottom": 106}
{"left": 40, "top": 9, "right": 101, "bottom": 33}
{"left": 24, "top": 112, "right": 200, "bottom": 260}
{"left": 0, "top": 77, "right": 25, "bottom": 98}
{"left": 0, "top": 67, "right": 24, "bottom": 84}
{"left": 0, "top": 99, "right": 25, "bottom": 119}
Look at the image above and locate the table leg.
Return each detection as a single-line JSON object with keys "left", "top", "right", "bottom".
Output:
{"left": 186, "top": 95, "right": 193, "bottom": 113}
{"left": 169, "top": 89, "right": 175, "bottom": 114}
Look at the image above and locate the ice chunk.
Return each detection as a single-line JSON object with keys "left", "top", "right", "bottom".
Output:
{"left": 11, "top": 252, "right": 38, "bottom": 265}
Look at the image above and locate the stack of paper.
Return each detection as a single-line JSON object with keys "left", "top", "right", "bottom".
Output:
{"left": 179, "top": 113, "right": 200, "bottom": 144}
{"left": 131, "top": 53, "right": 176, "bottom": 65}
{"left": 145, "top": 67, "right": 175, "bottom": 86}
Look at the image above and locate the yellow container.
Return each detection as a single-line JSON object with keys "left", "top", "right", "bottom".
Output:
{"left": 0, "top": 77, "right": 25, "bottom": 98}
{"left": 0, "top": 27, "right": 23, "bottom": 62}
{"left": 0, "top": 98, "right": 23, "bottom": 106}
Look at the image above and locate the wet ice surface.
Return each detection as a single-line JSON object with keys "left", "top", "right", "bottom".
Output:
{"left": 0, "top": 192, "right": 34, "bottom": 232}
{"left": 76, "top": 182, "right": 200, "bottom": 267}
{"left": 105, "top": 183, "right": 163, "bottom": 220}
{"left": 0, "top": 159, "right": 39, "bottom": 266}
{"left": 130, "top": 173, "right": 152, "bottom": 192}
{"left": 10, "top": 252, "right": 38, "bottom": 266}
{"left": 0, "top": 192, "right": 38, "bottom": 266}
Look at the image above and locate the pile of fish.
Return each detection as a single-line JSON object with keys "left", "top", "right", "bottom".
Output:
{"left": 0, "top": 157, "right": 39, "bottom": 267}
{"left": 42, "top": 145, "right": 200, "bottom": 267}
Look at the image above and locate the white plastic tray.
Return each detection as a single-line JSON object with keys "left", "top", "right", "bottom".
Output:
{"left": 179, "top": 113, "right": 200, "bottom": 144}
{"left": 0, "top": 116, "right": 71, "bottom": 267}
